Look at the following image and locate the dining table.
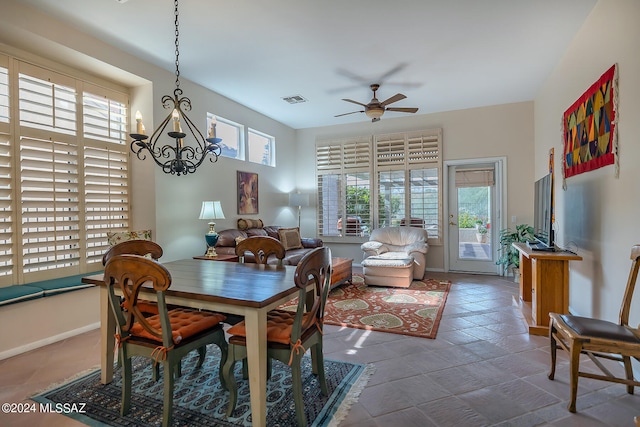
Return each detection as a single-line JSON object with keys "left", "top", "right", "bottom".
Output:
{"left": 81, "top": 258, "right": 303, "bottom": 427}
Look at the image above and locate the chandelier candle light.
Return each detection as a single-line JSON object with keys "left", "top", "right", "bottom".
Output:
{"left": 199, "top": 201, "right": 225, "bottom": 257}
{"left": 130, "top": 0, "right": 222, "bottom": 176}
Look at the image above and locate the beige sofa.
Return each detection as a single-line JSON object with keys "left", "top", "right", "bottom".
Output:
{"left": 361, "top": 226, "right": 429, "bottom": 287}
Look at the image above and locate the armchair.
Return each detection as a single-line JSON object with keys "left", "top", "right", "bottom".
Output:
{"left": 361, "top": 226, "right": 429, "bottom": 287}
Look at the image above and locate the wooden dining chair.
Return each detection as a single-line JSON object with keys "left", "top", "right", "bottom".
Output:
{"left": 549, "top": 244, "right": 640, "bottom": 412}
{"left": 104, "top": 254, "right": 229, "bottom": 427}
{"left": 222, "top": 247, "right": 332, "bottom": 426}
{"left": 103, "top": 240, "right": 164, "bottom": 316}
{"left": 235, "top": 236, "right": 286, "bottom": 266}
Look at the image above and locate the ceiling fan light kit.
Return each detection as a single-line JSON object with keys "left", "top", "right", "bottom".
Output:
{"left": 336, "top": 83, "right": 418, "bottom": 123}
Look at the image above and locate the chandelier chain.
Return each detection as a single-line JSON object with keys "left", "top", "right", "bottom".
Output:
{"left": 174, "top": 0, "right": 180, "bottom": 89}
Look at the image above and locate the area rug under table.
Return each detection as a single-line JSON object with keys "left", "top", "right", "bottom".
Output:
{"left": 323, "top": 274, "right": 451, "bottom": 339}
{"left": 32, "top": 345, "right": 372, "bottom": 427}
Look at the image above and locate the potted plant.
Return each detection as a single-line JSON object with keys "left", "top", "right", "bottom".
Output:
{"left": 476, "top": 224, "right": 488, "bottom": 243}
{"left": 496, "top": 224, "right": 534, "bottom": 281}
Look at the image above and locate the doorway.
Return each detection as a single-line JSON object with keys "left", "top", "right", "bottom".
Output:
{"left": 446, "top": 159, "right": 505, "bottom": 274}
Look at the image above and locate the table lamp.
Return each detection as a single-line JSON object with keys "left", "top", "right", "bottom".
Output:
{"left": 289, "top": 192, "right": 309, "bottom": 229}
{"left": 199, "top": 201, "right": 225, "bottom": 257}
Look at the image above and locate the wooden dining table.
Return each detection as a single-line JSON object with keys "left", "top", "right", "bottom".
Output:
{"left": 81, "top": 258, "right": 302, "bottom": 427}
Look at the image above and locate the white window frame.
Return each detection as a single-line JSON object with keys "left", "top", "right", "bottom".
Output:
{"left": 0, "top": 52, "right": 130, "bottom": 286}
{"left": 207, "top": 113, "right": 244, "bottom": 161}
{"left": 316, "top": 129, "right": 442, "bottom": 245}
{"left": 247, "top": 127, "right": 275, "bottom": 167}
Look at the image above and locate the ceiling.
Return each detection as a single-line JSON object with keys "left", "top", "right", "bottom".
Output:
{"left": 19, "top": 0, "right": 597, "bottom": 129}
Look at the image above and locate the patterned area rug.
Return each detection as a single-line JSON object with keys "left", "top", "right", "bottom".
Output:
{"left": 323, "top": 274, "right": 450, "bottom": 339}
{"left": 32, "top": 345, "right": 373, "bottom": 427}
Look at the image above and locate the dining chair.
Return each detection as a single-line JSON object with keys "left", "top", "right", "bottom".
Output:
{"left": 549, "top": 244, "right": 640, "bottom": 412}
{"left": 222, "top": 246, "right": 332, "bottom": 427}
{"left": 235, "top": 235, "right": 286, "bottom": 266}
{"left": 103, "top": 240, "right": 164, "bottom": 316}
{"left": 104, "top": 254, "right": 228, "bottom": 427}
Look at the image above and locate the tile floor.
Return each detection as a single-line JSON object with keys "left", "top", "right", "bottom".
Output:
{"left": 1, "top": 271, "right": 639, "bottom": 426}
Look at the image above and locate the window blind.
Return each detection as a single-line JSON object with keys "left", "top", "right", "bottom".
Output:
{"left": 0, "top": 54, "right": 130, "bottom": 285}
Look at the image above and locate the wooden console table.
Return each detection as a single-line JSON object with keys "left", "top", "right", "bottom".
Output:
{"left": 512, "top": 242, "right": 582, "bottom": 336}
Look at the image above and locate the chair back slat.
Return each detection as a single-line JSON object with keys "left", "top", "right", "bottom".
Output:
{"left": 102, "top": 240, "right": 163, "bottom": 265}
{"left": 235, "top": 236, "right": 286, "bottom": 266}
{"left": 620, "top": 244, "right": 640, "bottom": 327}
{"left": 291, "top": 247, "right": 332, "bottom": 340}
{"left": 104, "top": 254, "right": 173, "bottom": 346}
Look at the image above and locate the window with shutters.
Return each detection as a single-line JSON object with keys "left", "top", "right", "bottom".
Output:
{"left": 0, "top": 52, "right": 130, "bottom": 286}
{"left": 316, "top": 129, "right": 442, "bottom": 244}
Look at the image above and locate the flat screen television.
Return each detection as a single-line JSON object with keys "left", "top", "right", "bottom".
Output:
{"left": 533, "top": 173, "right": 554, "bottom": 249}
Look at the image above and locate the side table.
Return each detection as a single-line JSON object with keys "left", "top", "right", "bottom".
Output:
{"left": 331, "top": 258, "right": 353, "bottom": 289}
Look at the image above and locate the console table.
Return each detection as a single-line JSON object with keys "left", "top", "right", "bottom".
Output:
{"left": 512, "top": 242, "right": 582, "bottom": 336}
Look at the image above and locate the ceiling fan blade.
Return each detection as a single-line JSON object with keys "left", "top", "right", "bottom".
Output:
{"left": 342, "top": 98, "right": 368, "bottom": 107}
{"left": 376, "top": 63, "right": 407, "bottom": 82}
{"left": 335, "top": 68, "right": 369, "bottom": 83}
{"left": 380, "top": 93, "right": 406, "bottom": 107}
{"left": 386, "top": 107, "right": 419, "bottom": 113}
{"left": 335, "top": 110, "right": 364, "bottom": 117}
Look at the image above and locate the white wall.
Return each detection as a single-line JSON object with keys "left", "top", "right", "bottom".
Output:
{"left": 296, "top": 102, "right": 534, "bottom": 270}
{"left": 534, "top": 0, "right": 640, "bottom": 323}
{"left": 0, "top": 0, "right": 300, "bottom": 264}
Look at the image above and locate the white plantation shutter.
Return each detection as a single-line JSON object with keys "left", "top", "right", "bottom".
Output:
{"left": 84, "top": 145, "right": 129, "bottom": 264}
{"left": 0, "top": 130, "right": 13, "bottom": 283}
{"left": 20, "top": 135, "right": 80, "bottom": 274}
{"left": 83, "top": 85, "right": 127, "bottom": 144}
{"left": 317, "top": 129, "right": 442, "bottom": 243}
{"left": 0, "top": 53, "right": 130, "bottom": 285}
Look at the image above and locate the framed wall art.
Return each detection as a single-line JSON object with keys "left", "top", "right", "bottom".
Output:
{"left": 562, "top": 64, "right": 618, "bottom": 187}
{"left": 237, "top": 171, "right": 259, "bottom": 214}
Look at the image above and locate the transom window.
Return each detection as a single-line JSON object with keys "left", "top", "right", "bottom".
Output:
{"left": 248, "top": 128, "right": 275, "bottom": 167}
{"left": 207, "top": 113, "right": 244, "bottom": 160}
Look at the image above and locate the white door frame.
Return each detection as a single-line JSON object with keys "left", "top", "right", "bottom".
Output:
{"left": 443, "top": 156, "right": 507, "bottom": 274}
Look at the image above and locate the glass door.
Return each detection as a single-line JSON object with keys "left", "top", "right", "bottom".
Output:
{"left": 448, "top": 163, "right": 499, "bottom": 273}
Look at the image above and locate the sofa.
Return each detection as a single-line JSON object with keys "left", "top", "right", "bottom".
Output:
{"left": 360, "top": 226, "right": 429, "bottom": 287}
{"left": 215, "top": 219, "right": 323, "bottom": 266}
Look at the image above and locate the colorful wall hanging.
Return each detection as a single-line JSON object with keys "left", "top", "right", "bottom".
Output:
{"left": 562, "top": 64, "right": 618, "bottom": 188}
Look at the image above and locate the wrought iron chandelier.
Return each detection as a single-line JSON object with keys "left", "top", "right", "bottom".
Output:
{"left": 130, "top": 0, "right": 222, "bottom": 176}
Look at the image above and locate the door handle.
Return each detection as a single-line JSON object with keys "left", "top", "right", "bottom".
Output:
{"left": 449, "top": 221, "right": 457, "bottom": 226}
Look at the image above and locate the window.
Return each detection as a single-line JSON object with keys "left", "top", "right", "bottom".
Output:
{"left": 316, "top": 136, "right": 372, "bottom": 239}
{"left": 316, "top": 129, "right": 442, "bottom": 243}
{"left": 0, "top": 53, "right": 129, "bottom": 286}
{"left": 248, "top": 128, "right": 275, "bottom": 166}
{"left": 207, "top": 113, "right": 244, "bottom": 160}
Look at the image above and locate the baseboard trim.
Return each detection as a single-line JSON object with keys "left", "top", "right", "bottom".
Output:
{"left": 0, "top": 322, "right": 100, "bottom": 361}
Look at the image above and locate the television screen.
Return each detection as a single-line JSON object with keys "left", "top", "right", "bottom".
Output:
{"left": 533, "top": 173, "right": 553, "bottom": 247}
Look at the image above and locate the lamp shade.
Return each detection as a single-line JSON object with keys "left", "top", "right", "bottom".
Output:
{"left": 289, "top": 193, "right": 309, "bottom": 208}
{"left": 199, "top": 201, "right": 225, "bottom": 220}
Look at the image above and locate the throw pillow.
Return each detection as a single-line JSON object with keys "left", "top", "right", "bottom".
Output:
{"left": 237, "top": 218, "right": 264, "bottom": 230}
{"left": 106, "top": 229, "right": 152, "bottom": 246}
{"left": 278, "top": 227, "right": 303, "bottom": 250}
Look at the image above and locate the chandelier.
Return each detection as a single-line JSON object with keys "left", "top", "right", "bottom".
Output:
{"left": 129, "top": 0, "right": 222, "bottom": 176}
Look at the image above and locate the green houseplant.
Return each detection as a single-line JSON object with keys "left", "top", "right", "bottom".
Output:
{"left": 496, "top": 224, "right": 534, "bottom": 277}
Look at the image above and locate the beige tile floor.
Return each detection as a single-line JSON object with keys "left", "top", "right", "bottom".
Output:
{"left": 1, "top": 271, "right": 639, "bottom": 426}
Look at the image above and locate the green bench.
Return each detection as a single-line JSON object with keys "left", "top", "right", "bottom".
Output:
{"left": 0, "top": 273, "right": 96, "bottom": 307}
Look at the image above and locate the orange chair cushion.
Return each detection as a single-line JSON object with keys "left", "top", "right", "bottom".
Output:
{"left": 130, "top": 308, "right": 226, "bottom": 344}
{"left": 227, "top": 309, "right": 311, "bottom": 345}
{"left": 121, "top": 300, "right": 159, "bottom": 315}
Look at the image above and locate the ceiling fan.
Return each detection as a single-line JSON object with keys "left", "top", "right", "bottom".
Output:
{"left": 335, "top": 84, "right": 419, "bottom": 122}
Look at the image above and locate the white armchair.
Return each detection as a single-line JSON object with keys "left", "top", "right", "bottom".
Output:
{"left": 361, "top": 226, "right": 429, "bottom": 282}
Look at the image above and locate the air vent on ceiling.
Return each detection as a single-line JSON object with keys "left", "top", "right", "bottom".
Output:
{"left": 282, "top": 95, "right": 307, "bottom": 104}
